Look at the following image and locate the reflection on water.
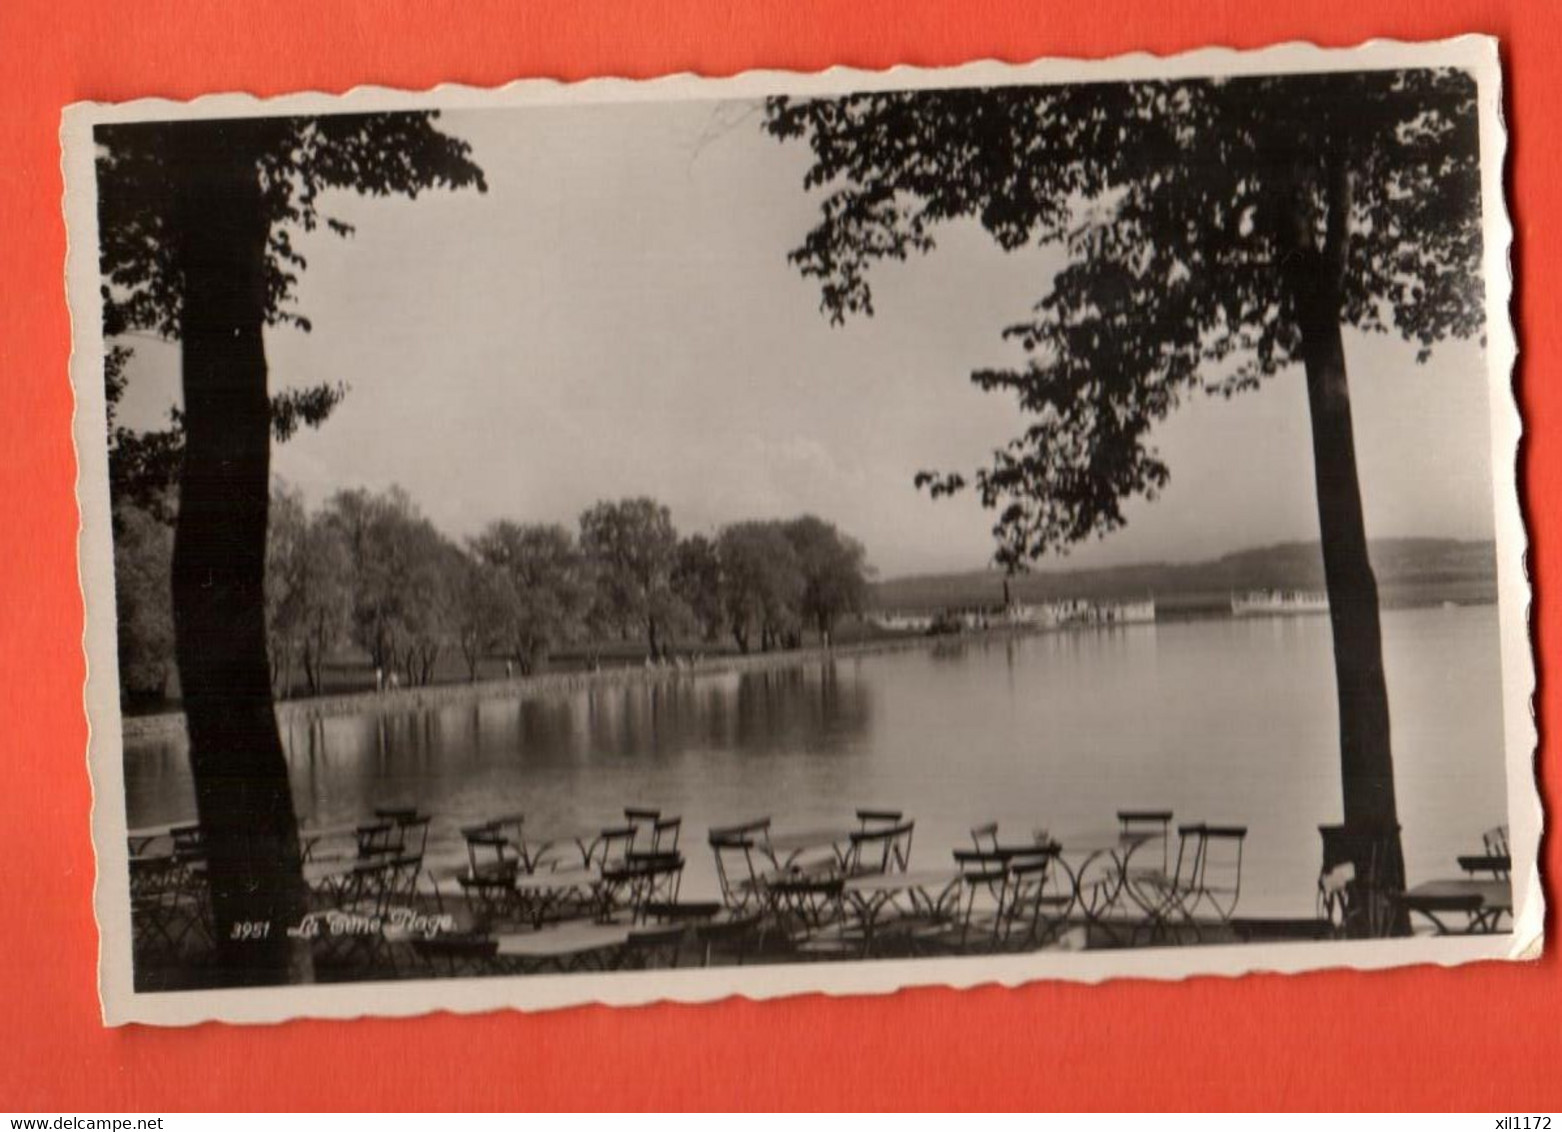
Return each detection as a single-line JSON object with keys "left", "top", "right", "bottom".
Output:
{"left": 124, "top": 606, "right": 1510, "bottom": 917}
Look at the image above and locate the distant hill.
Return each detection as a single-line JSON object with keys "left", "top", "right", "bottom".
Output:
{"left": 871, "top": 538, "right": 1498, "bottom": 616}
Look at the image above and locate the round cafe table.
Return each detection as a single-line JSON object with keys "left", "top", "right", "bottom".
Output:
{"left": 841, "top": 867, "right": 963, "bottom": 955}
{"left": 1051, "top": 830, "right": 1162, "bottom": 942}
{"left": 763, "top": 826, "right": 854, "bottom": 873}
{"left": 526, "top": 826, "right": 616, "bottom": 870}
{"left": 510, "top": 860, "right": 616, "bottom": 926}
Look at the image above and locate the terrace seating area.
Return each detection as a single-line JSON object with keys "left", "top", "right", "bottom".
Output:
{"left": 1396, "top": 824, "right": 1514, "bottom": 936}
{"left": 127, "top": 823, "right": 212, "bottom": 967}
{"left": 1311, "top": 822, "right": 1513, "bottom": 939}
{"left": 126, "top": 803, "right": 1516, "bottom": 985}
{"left": 127, "top": 803, "right": 1329, "bottom": 983}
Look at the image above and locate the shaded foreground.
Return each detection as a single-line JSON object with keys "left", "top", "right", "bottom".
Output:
{"left": 129, "top": 808, "right": 1512, "bottom": 991}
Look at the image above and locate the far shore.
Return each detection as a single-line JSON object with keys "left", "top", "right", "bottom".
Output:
{"left": 119, "top": 624, "right": 1037, "bottom": 745}
{"left": 119, "top": 594, "right": 1496, "bottom": 746}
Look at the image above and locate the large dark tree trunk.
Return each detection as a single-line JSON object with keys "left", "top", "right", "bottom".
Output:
{"left": 1282, "top": 160, "right": 1407, "bottom": 934}
{"left": 303, "top": 638, "right": 321, "bottom": 696}
{"left": 1295, "top": 296, "right": 1399, "bottom": 830}
{"left": 304, "top": 616, "right": 327, "bottom": 695}
{"left": 169, "top": 120, "right": 309, "bottom": 984}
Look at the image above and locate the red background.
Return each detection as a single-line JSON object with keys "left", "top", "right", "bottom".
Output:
{"left": 0, "top": 0, "right": 1555, "bottom": 1111}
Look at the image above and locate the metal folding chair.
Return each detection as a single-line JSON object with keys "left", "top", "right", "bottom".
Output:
{"left": 602, "top": 850, "right": 685, "bottom": 922}
{"left": 708, "top": 818, "right": 775, "bottom": 915}
{"left": 624, "top": 807, "right": 661, "bottom": 849}
{"left": 463, "top": 824, "right": 522, "bottom": 878}
{"left": 313, "top": 855, "right": 421, "bottom": 971}
{"left": 1002, "top": 847, "right": 1072, "bottom": 950}
{"left": 844, "top": 820, "right": 915, "bottom": 877}
{"left": 355, "top": 820, "right": 402, "bottom": 859}
{"left": 970, "top": 822, "right": 1000, "bottom": 853}
{"left": 626, "top": 812, "right": 681, "bottom": 854}
{"left": 917, "top": 849, "right": 1014, "bottom": 954}
{"left": 856, "top": 808, "right": 903, "bottom": 832}
{"left": 1118, "top": 809, "right": 1173, "bottom": 874}
{"left": 768, "top": 873, "right": 846, "bottom": 951}
{"left": 587, "top": 825, "right": 638, "bottom": 871}
{"left": 1184, "top": 825, "right": 1246, "bottom": 925}
{"left": 130, "top": 853, "right": 209, "bottom": 959}
{"left": 1132, "top": 823, "right": 1247, "bottom": 944}
{"left": 649, "top": 816, "right": 682, "bottom": 853}
{"left": 389, "top": 813, "right": 431, "bottom": 862}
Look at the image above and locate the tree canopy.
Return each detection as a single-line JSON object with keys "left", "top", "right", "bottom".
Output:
{"left": 113, "top": 501, "right": 176, "bottom": 702}
{"left": 96, "top": 113, "right": 486, "bottom": 338}
{"left": 471, "top": 521, "right": 595, "bottom": 674}
{"left": 265, "top": 484, "right": 352, "bottom": 697}
{"left": 783, "top": 516, "right": 872, "bottom": 639}
{"left": 115, "top": 479, "right": 882, "bottom": 708}
{"left": 719, "top": 521, "right": 805, "bottom": 653}
{"left": 764, "top": 70, "right": 1484, "bottom": 567}
{"left": 672, "top": 534, "right": 726, "bottom": 643}
{"left": 579, "top": 498, "right": 684, "bottom": 655}
{"left": 324, "top": 485, "right": 454, "bottom": 683}
{"left": 98, "top": 112, "right": 486, "bottom": 524}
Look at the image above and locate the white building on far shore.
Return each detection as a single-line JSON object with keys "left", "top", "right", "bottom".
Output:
{"left": 869, "top": 597, "right": 1155, "bottom": 634}
{"left": 869, "top": 609, "right": 937, "bottom": 633}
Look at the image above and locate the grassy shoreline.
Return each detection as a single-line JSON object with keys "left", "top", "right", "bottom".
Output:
{"left": 119, "top": 625, "right": 1018, "bottom": 745}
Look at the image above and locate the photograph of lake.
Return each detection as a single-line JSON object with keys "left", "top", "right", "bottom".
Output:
{"left": 67, "top": 38, "right": 1530, "bottom": 1020}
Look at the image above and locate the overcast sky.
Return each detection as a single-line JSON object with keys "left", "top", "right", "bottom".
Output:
{"left": 113, "top": 97, "right": 1499, "bottom": 579}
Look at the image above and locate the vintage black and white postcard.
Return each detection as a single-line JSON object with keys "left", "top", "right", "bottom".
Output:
{"left": 64, "top": 36, "right": 1537, "bottom": 1026}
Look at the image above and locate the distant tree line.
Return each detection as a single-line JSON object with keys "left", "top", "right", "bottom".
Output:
{"left": 112, "top": 483, "right": 872, "bottom": 705}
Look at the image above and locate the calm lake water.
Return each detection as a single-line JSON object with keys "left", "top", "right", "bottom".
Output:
{"left": 124, "top": 604, "right": 1511, "bottom": 917}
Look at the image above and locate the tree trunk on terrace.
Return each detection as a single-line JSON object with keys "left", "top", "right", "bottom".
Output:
{"left": 1281, "top": 161, "right": 1406, "bottom": 933}
{"left": 169, "top": 120, "right": 309, "bottom": 985}
{"left": 303, "top": 638, "right": 321, "bottom": 696}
